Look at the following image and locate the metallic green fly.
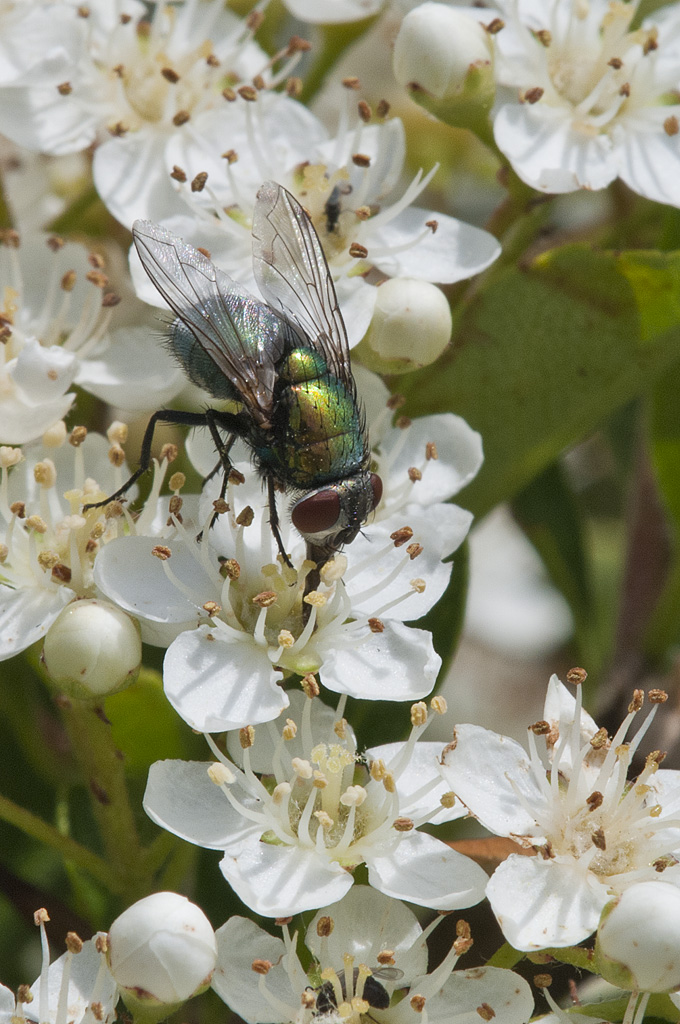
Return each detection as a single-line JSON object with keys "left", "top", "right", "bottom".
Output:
{"left": 90, "top": 181, "right": 382, "bottom": 579}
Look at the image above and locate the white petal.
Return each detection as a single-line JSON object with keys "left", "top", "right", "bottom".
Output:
{"left": 164, "top": 626, "right": 289, "bottom": 732}
{"left": 424, "top": 966, "right": 535, "bottom": 1024}
{"left": 440, "top": 723, "right": 546, "bottom": 837}
{"left": 27, "top": 938, "right": 118, "bottom": 1024}
{"left": 379, "top": 414, "right": 484, "bottom": 504}
{"left": 320, "top": 621, "right": 440, "bottom": 701}
{"left": 0, "top": 389, "right": 74, "bottom": 444}
{"left": 0, "top": 585, "right": 73, "bottom": 660}
{"left": 93, "top": 134, "right": 180, "bottom": 228}
{"left": 0, "top": 84, "right": 99, "bottom": 155}
{"left": 143, "top": 759, "right": 260, "bottom": 849}
{"left": 213, "top": 918, "right": 291, "bottom": 1024}
{"left": 494, "top": 103, "right": 620, "bottom": 193}
{"left": 305, "top": 887, "right": 428, "bottom": 984}
{"left": 0, "top": 7, "right": 79, "bottom": 86}
{"left": 93, "top": 534, "right": 216, "bottom": 627}
{"left": 370, "top": 207, "right": 501, "bottom": 283}
{"left": 486, "top": 854, "right": 608, "bottom": 950}
{"left": 219, "top": 842, "right": 353, "bottom": 917}
{"left": 0, "top": 986, "right": 14, "bottom": 1024}
{"left": 366, "top": 741, "right": 468, "bottom": 824}
{"left": 619, "top": 115, "right": 680, "bottom": 208}
{"left": 75, "top": 328, "right": 185, "bottom": 410}
{"left": 348, "top": 502, "right": 470, "bottom": 621}
{"left": 367, "top": 830, "right": 487, "bottom": 910}
{"left": 13, "top": 338, "right": 77, "bottom": 401}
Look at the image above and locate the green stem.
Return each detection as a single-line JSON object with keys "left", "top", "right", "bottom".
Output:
{"left": 58, "top": 699, "right": 151, "bottom": 900}
{"left": 0, "top": 791, "right": 119, "bottom": 892}
{"left": 486, "top": 942, "right": 525, "bottom": 970}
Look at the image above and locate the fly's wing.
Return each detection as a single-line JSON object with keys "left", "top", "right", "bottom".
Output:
{"left": 251, "top": 181, "right": 354, "bottom": 390}
{"left": 133, "top": 220, "right": 289, "bottom": 424}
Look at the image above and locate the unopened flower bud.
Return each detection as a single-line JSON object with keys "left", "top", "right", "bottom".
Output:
{"left": 42, "top": 599, "right": 141, "bottom": 698}
{"left": 108, "top": 892, "right": 217, "bottom": 1018}
{"left": 596, "top": 882, "right": 680, "bottom": 993}
{"left": 393, "top": 4, "right": 495, "bottom": 131}
{"left": 358, "top": 278, "right": 452, "bottom": 374}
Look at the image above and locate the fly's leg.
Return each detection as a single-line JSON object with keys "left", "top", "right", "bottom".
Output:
{"left": 267, "top": 475, "right": 293, "bottom": 570}
{"left": 83, "top": 409, "right": 215, "bottom": 511}
{"left": 202, "top": 411, "right": 239, "bottom": 534}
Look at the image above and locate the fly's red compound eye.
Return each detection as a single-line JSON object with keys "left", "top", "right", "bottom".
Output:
{"left": 370, "top": 473, "right": 383, "bottom": 510}
{"left": 292, "top": 489, "right": 341, "bottom": 536}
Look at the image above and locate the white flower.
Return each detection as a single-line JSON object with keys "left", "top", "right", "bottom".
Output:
{"left": 0, "top": 426, "right": 180, "bottom": 660}
{"left": 0, "top": 0, "right": 275, "bottom": 225}
{"left": 94, "top": 406, "right": 481, "bottom": 731}
{"left": 144, "top": 690, "right": 488, "bottom": 917}
{"left": 0, "top": 231, "right": 184, "bottom": 444}
{"left": 107, "top": 893, "right": 217, "bottom": 1008}
{"left": 492, "top": 0, "right": 680, "bottom": 205}
{"left": 11, "top": 909, "right": 118, "bottom": 1024}
{"left": 128, "top": 89, "right": 500, "bottom": 346}
{"left": 440, "top": 673, "right": 680, "bottom": 950}
{"left": 210, "top": 885, "right": 535, "bottom": 1024}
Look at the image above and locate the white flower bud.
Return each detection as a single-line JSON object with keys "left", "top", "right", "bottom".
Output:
{"left": 42, "top": 599, "right": 141, "bottom": 698}
{"left": 359, "top": 278, "right": 452, "bottom": 373}
{"left": 108, "top": 892, "right": 217, "bottom": 1016}
{"left": 596, "top": 882, "right": 680, "bottom": 993}
{"left": 393, "top": 3, "right": 495, "bottom": 130}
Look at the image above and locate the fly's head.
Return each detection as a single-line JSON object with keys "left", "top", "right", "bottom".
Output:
{"left": 291, "top": 471, "right": 383, "bottom": 562}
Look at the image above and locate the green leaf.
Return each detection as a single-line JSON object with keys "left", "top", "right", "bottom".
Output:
{"left": 400, "top": 246, "right": 680, "bottom": 521}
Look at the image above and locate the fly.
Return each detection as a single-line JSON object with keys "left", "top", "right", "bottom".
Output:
{"left": 85, "top": 181, "right": 382, "bottom": 586}
{"left": 310, "top": 966, "right": 404, "bottom": 1018}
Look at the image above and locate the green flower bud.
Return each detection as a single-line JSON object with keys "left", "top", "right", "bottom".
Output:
{"left": 393, "top": 3, "right": 496, "bottom": 132}
{"left": 596, "top": 882, "right": 680, "bottom": 993}
{"left": 358, "top": 277, "right": 452, "bottom": 374}
{"left": 42, "top": 599, "right": 141, "bottom": 698}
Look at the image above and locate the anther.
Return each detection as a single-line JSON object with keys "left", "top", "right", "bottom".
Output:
{"left": 408, "top": 467, "right": 422, "bottom": 482}
{"left": 208, "top": 761, "right": 234, "bottom": 785}
{"left": 590, "top": 727, "right": 608, "bottom": 749}
{"left": 287, "top": 35, "right": 311, "bottom": 53}
{"left": 160, "top": 443, "right": 178, "bottom": 463}
{"left": 586, "top": 791, "right": 603, "bottom": 811}
{"left": 665, "top": 116, "right": 679, "bottom": 136}
{"left": 530, "top": 719, "right": 550, "bottom": 735}
{"left": 220, "top": 557, "right": 240, "bottom": 580}
{"left": 535, "top": 29, "right": 551, "bottom": 46}
{"left": 191, "top": 171, "right": 208, "bottom": 192}
{"left": 349, "top": 242, "right": 368, "bottom": 258}
{"left": 649, "top": 689, "right": 668, "bottom": 704}
{"left": 396, "top": 415, "right": 412, "bottom": 429}
{"left": 206, "top": 54, "right": 219, "bottom": 67}
{"left": 61, "top": 270, "right": 77, "bottom": 291}
{"left": 222, "top": 149, "right": 238, "bottom": 164}
{"left": 229, "top": 468, "right": 246, "bottom": 485}
{"left": 108, "top": 444, "right": 125, "bottom": 467}
{"left": 485, "top": 18, "right": 504, "bottom": 34}
{"left": 152, "top": 545, "right": 172, "bottom": 561}
{"left": 26, "top": 515, "right": 47, "bottom": 534}
{"left": 34, "top": 460, "right": 57, "bottom": 488}
{"left": 236, "top": 506, "right": 255, "bottom": 527}
{"left": 70, "top": 426, "right": 88, "bottom": 447}
{"left": 591, "top": 828, "right": 606, "bottom": 851}
{"left": 213, "top": 498, "right": 229, "bottom": 515}
{"left": 170, "top": 165, "right": 187, "bottom": 182}
{"left": 286, "top": 77, "right": 302, "bottom": 97}
{"left": 629, "top": 689, "right": 644, "bottom": 713}
{"left": 523, "top": 87, "right": 544, "bottom": 104}
{"left": 57, "top": 82, "right": 72, "bottom": 96}
{"left": 34, "top": 908, "right": 50, "bottom": 925}
{"left": 355, "top": 205, "right": 371, "bottom": 219}
{"left": 10, "top": 501, "right": 25, "bottom": 518}
{"left": 566, "top": 666, "right": 587, "bottom": 685}
{"left": 393, "top": 817, "right": 414, "bottom": 832}
{"left": 358, "top": 100, "right": 372, "bottom": 122}
{"left": 431, "top": 695, "right": 447, "bottom": 714}
{"left": 47, "top": 235, "right": 64, "bottom": 251}
{"left": 391, "top": 526, "right": 413, "bottom": 547}
{"left": 282, "top": 718, "right": 297, "bottom": 740}
{"left": 377, "top": 99, "right": 390, "bottom": 118}
{"left": 246, "top": 9, "right": 265, "bottom": 30}
{"left": 86, "top": 270, "right": 108, "bottom": 288}
{"left": 533, "top": 974, "right": 552, "bottom": 989}
{"left": 252, "top": 959, "right": 272, "bottom": 975}
{"left": 410, "top": 995, "right": 426, "bottom": 1012}
{"left": 66, "top": 931, "right": 84, "bottom": 954}
{"left": 161, "top": 67, "right": 180, "bottom": 83}
{"left": 223, "top": 87, "right": 237, "bottom": 101}
{"left": 317, "top": 915, "right": 333, "bottom": 937}
{"left": 52, "top": 563, "right": 72, "bottom": 583}
{"left": 238, "top": 85, "right": 258, "bottom": 101}
{"left": 301, "top": 673, "right": 320, "bottom": 697}
{"left": 0, "top": 228, "right": 19, "bottom": 248}
{"left": 240, "top": 725, "right": 255, "bottom": 749}
{"left": 342, "top": 76, "right": 361, "bottom": 89}
{"left": 368, "top": 617, "right": 384, "bottom": 633}
{"left": 172, "top": 110, "right": 190, "bottom": 126}
{"left": 169, "top": 472, "right": 185, "bottom": 492}
{"left": 253, "top": 590, "right": 277, "bottom": 608}
{"left": 202, "top": 601, "right": 221, "bottom": 616}
{"left": 426, "top": 220, "right": 438, "bottom": 233}
{"left": 440, "top": 791, "right": 456, "bottom": 808}
{"left": 411, "top": 702, "right": 427, "bottom": 727}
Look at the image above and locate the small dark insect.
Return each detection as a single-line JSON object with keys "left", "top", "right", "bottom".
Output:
{"left": 312, "top": 966, "right": 403, "bottom": 1017}
{"left": 86, "top": 181, "right": 382, "bottom": 585}
{"left": 324, "top": 180, "right": 352, "bottom": 233}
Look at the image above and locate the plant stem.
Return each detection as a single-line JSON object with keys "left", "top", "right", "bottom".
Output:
{"left": 0, "top": 791, "right": 119, "bottom": 892}
{"left": 58, "top": 699, "right": 151, "bottom": 901}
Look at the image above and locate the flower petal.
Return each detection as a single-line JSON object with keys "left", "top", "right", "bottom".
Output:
{"left": 219, "top": 842, "right": 353, "bottom": 917}
{"left": 366, "top": 741, "right": 468, "bottom": 824}
{"left": 367, "top": 830, "right": 487, "bottom": 910}
{"left": 424, "top": 966, "right": 535, "bottom": 1024}
{"left": 486, "top": 853, "right": 608, "bottom": 949}
{"left": 0, "top": 584, "right": 72, "bottom": 660}
{"left": 75, "top": 327, "right": 185, "bottom": 410}
{"left": 213, "top": 918, "right": 291, "bottom": 1024}
{"left": 320, "top": 620, "right": 440, "bottom": 701}
{"left": 164, "top": 625, "right": 289, "bottom": 732}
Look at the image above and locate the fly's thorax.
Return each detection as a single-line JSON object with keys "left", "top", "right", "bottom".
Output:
{"left": 267, "top": 346, "right": 366, "bottom": 486}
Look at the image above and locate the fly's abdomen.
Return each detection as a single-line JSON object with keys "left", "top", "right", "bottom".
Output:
{"left": 267, "top": 348, "right": 366, "bottom": 486}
